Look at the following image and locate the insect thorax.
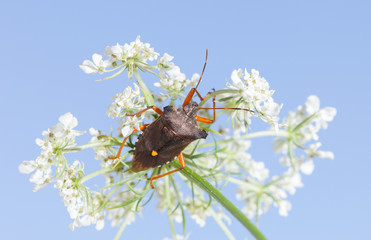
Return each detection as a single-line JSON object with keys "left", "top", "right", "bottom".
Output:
{"left": 163, "top": 104, "right": 207, "bottom": 140}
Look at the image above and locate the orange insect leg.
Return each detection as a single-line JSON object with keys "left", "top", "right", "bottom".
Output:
{"left": 126, "top": 106, "right": 163, "bottom": 117}
{"left": 109, "top": 124, "right": 149, "bottom": 169}
{"left": 194, "top": 88, "right": 216, "bottom": 124}
{"left": 150, "top": 153, "right": 185, "bottom": 189}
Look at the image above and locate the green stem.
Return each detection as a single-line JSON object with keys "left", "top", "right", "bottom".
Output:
{"left": 105, "top": 63, "right": 125, "bottom": 72}
{"left": 198, "top": 130, "right": 289, "bottom": 148}
{"left": 224, "top": 177, "right": 262, "bottom": 192}
{"left": 170, "top": 162, "right": 267, "bottom": 240}
{"left": 64, "top": 141, "right": 113, "bottom": 153}
{"left": 80, "top": 167, "right": 112, "bottom": 184}
{"left": 97, "top": 66, "right": 127, "bottom": 81}
{"left": 199, "top": 89, "right": 239, "bottom": 108}
{"left": 134, "top": 68, "right": 155, "bottom": 106}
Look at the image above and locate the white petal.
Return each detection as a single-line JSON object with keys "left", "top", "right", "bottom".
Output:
{"left": 104, "top": 46, "right": 113, "bottom": 56}
{"left": 30, "top": 169, "right": 44, "bottom": 184}
{"left": 230, "top": 69, "right": 244, "bottom": 89}
{"left": 59, "top": 112, "right": 78, "bottom": 128}
{"left": 111, "top": 44, "right": 123, "bottom": 58}
{"left": 300, "top": 160, "right": 314, "bottom": 175}
{"left": 278, "top": 200, "right": 291, "bottom": 217}
{"left": 92, "top": 53, "right": 103, "bottom": 66}
{"left": 318, "top": 150, "right": 335, "bottom": 160}
{"left": 305, "top": 95, "right": 320, "bottom": 114}
{"left": 80, "top": 215, "right": 92, "bottom": 226}
{"left": 89, "top": 128, "right": 99, "bottom": 136}
{"left": 79, "top": 60, "right": 98, "bottom": 74}
{"left": 18, "top": 160, "right": 37, "bottom": 174}
{"left": 121, "top": 126, "right": 133, "bottom": 137}
{"left": 319, "top": 107, "right": 337, "bottom": 122}
{"left": 35, "top": 138, "right": 44, "bottom": 147}
{"left": 95, "top": 219, "right": 105, "bottom": 231}
{"left": 32, "top": 183, "right": 47, "bottom": 192}
{"left": 163, "top": 53, "right": 174, "bottom": 62}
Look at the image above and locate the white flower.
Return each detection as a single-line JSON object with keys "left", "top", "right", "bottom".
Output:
{"left": 155, "top": 181, "right": 183, "bottom": 223}
{"left": 18, "top": 160, "right": 37, "bottom": 174}
{"left": 305, "top": 95, "right": 320, "bottom": 114}
{"left": 184, "top": 196, "right": 211, "bottom": 227}
{"left": 154, "top": 53, "right": 198, "bottom": 100}
{"left": 225, "top": 68, "right": 281, "bottom": 130}
{"left": 108, "top": 190, "right": 142, "bottom": 227}
{"left": 277, "top": 200, "right": 292, "bottom": 217}
{"left": 106, "top": 84, "right": 147, "bottom": 119}
{"left": 54, "top": 160, "right": 106, "bottom": 231}
{"left": 275, "top": 96, "right": 336, "bottom": 152}
{"left": 53, "top": 112, "right": 84, "bottom": 141}
{"left": 297, "top": 142, "right": 334, "bottom": 175}
{"left": 120, "top": 116, "right": 142, "bottom": 137}
{"left": 88, "top": 127, "right": 113, "bottom": 169}
{"left": 18, "top": 112, "right": 84, "bottom": 191}
{"left": 157, "top": 53, "right": 175, "bottom": 72}
{"left": 237, "top": 170, "right": 303, "bottom": 218}
{"left": 300, "top": 160, "right": 314, "bottom": 175}
{"left": 79, "top": 53, "right": 112, "bottom": 74}
{"left": 104, "top": 36, "right": 159, "bottom": 79}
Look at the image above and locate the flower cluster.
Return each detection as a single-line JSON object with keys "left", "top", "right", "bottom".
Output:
{"left": 155, "top": 53, "right": 200, "bottom": 101}
{"left": 106, "top": 83, "right": 147, "bottom": 118}
{"left": 236, "top": 171, "right": 303, "bottom": 219}
{"left": 225, "top": 68, "right": 282, "bottom": 131}
{"left": 80, "top": 36, "right": 159, "bottom": 80}
{"left": 107, "top": 189, "right": 142, "bottom": 227}
{"left": 20, "top": 37, "right": 337, "bottom": 240}
{"left": 19, "top": 113, "right": 84, "bottom": 191}
{"left": 275, "top": 95, "right": 336, "bottom": 174}
{"left": 54, "top": 160, "right": 105, "bottom": 231}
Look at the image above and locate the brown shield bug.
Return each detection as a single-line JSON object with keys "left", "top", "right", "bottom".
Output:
{"left": 109, "top": 50, "right": 252, "bottom": 188}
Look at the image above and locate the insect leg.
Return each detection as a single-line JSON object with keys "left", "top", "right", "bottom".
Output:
{"left": 109, "top": 124, "right": 149, "bottom": 169}
{"left": 150, "top": 153, "right": 185, "bottom": 189}
{"left": 194, "top": 88, "right": 216, "bottom": 124}
{"left": 196, "top": 90, "right": 254, "bottom": 124}
{"left": 125, "top": 106, "right": 163, "bottom": 117}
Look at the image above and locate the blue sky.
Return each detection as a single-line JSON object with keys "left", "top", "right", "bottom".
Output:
{"left": 1, "top": 0, "right": 370, "bottom": 239}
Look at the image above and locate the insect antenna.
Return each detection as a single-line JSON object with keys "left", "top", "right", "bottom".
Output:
{"left": 194, "top": 49, "right": 208, "bottom": 90}
{"left": 182, "top": 49, "right": 208, "bottom": 108}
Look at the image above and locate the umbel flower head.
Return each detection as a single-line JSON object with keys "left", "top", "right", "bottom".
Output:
{"left": 19, "top": 112, "right": 84, "bottom": 192}
{"left": 223, "top": 68, "right": 282, "bottom": 132}
{"left": 20, "top": 37, "right": 336, "bottom": 240}
{"left": 80, "top": 36, "right": 159, "bottom": 80}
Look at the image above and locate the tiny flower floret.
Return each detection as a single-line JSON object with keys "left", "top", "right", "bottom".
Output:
{"left": 79, "top": 53, "right": 112, "bottom": 74}
{"left": 120, "top": 116, "right": 142, "bottom": 137}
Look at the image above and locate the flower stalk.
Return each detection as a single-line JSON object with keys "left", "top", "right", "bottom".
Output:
{"left": 170, "top": 161, "right": 267, "bottom": 240}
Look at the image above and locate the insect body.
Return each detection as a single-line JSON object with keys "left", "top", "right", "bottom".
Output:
{"left": 132, "top": 103, "right": 207, "bottom": 173}
{"left": 109, "top": 50, "right": 251, "bottom": 188}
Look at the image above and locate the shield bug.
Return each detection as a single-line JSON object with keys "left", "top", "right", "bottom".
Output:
{"left": 109, "top": 50, "right": 252, "bottom": 188}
